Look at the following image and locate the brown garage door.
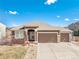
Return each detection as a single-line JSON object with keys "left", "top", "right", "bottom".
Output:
{"left": 38, "top": 33, "right": 57, "bottom": 43}
{"left": 60, "top": 33, "right": 69, "bottom": 42}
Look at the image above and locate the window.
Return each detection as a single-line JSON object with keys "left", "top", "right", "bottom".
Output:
{"left": 15, "top": 30, "right": 24, "bottom": 39}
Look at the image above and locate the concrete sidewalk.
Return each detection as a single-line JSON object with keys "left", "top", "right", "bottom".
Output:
{"left": 37, "top": 43, "right": 79, "bottom": 59}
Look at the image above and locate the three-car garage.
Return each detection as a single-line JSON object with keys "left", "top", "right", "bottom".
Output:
{"left": 38, "top": 32, "right": 70, "bottom": 43}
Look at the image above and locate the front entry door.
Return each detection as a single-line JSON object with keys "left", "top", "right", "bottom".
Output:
{"left": 28, "top": 30, "right": 35, "bottom": 41}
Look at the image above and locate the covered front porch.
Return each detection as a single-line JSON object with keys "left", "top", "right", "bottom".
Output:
{"left": 10, "top": 26, "right": 38, "bottom": 44}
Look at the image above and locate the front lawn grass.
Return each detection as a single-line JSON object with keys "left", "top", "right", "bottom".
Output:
{"left": 0, "top": 45, "right": 27, "bottom": 59}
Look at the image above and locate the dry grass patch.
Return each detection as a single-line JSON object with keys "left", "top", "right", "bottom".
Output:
{"left": 0, "top": 45, "right": 27, "bottom": 59}
{"left": 23, "top": 44, "right": 37, "bottom": 59}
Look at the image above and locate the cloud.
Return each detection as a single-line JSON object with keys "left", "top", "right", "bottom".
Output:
{"left": 74, "top": 19, "right": 79, "bottom": 21}
{"left": 11, "top": 21, "right": 19, "bottom": 27}
{"left": 8, "top": 11, "right": 18, "bottom": 15}
{"left": 12, "top": 23, "right": 19, "bottom": 27}
{"left": 65, "top": 18, "right": 70, "bottom": 21}
{"left": 44, "top": 0, "right": 57, "bottom": 5}
{"left": 57, "top": 16, "right": 60, "bottom": 18}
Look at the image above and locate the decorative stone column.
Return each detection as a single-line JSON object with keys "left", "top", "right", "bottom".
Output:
{"left": 57, "top": 34, "right": 60, "bottom": 43}
{"left": 34, "top": 29, "right": 38, "bottom": 43}
{"left": 69, "top": 32, "right": 73, "bottom": 42}
{"left": 24, "top": 29, "right": 28, "bottom": 41}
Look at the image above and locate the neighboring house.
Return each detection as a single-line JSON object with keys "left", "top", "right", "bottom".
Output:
{"left": 9, "top": 22, "right": 73, "bottom": 44}
{"left": 0, "top": 23, "right": 6, "bottom": 39}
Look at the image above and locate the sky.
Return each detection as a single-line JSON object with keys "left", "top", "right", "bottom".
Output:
{"left": 0, "top": 0, "right": 79, "bottom": 27}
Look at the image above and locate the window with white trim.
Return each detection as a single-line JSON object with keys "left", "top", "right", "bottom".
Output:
{"left": 15, "top": 30, "right": 24, "bottom": 39}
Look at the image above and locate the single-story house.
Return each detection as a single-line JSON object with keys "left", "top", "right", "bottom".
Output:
{"left": 9, "top": 22, "right": 73, "bottom": 44}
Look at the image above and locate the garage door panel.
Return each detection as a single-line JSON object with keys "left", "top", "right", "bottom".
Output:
{"left": 38, "top": 33, "right": 57, "bottom": 43}
{"left": 60, "top": 33, "right": 69, "bottom": 42}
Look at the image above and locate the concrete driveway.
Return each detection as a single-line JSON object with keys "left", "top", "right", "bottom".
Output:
{"left": 37, "top": 43, "right": 79, "bottom": 59}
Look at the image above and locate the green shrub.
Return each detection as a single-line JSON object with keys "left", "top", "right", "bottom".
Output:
{"left": 74, "top": 30, "right": 79, "bottom": 36}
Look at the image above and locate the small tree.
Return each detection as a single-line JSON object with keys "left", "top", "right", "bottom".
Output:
{"left": 74, "top": 31, "right": 79, "bottom": 36}
{"left": 78, "top": 30, "right": 79, "bottom": 36}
